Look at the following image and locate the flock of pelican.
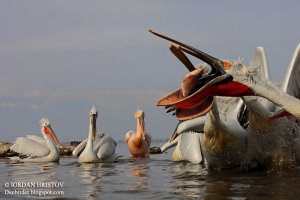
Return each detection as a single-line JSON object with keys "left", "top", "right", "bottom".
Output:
{"left": 8, "top": 106, "right": 151, "bottom": 163}
{"left": 7, "top": 29, "right": 300, "bottom": 172}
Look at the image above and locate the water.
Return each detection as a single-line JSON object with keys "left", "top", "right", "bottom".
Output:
{"left": 1, "top": 143, "right": 300, "bottom": 199}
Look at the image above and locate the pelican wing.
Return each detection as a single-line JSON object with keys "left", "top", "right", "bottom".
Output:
{"left": 72, "top": 138, "right": 87, "bottom": 157}
{"left": 72, "top": 132, "right": 104, "bottom": 157}
{"left": 252, "top": 46, "right": 270, "bottom": 80}
{"left": 281, "top": 43, "right": 300, "bottom": 97}
{"left": 26, "top": 135, "right": 46, "bottom": 145}
{"left": 94, "top": 135, "right": 116, "bottom": 161}
{"left": 10, "top": 136, "right": 50, "bottom": 158}
{"left": 176, "top": 116, "right": 205, "bottom": 134}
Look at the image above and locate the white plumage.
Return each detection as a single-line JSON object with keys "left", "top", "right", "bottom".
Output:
{"left": 74, "top": 106, "right": 119, "bottom": 163}
{"left": 9, "top": 118, "right": 61, "bottom": 162}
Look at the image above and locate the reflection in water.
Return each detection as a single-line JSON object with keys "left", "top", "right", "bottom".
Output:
{"left": 170, "top": 162, "right": 206, "bottom": 199}
{"left": 71, "top": 162, "right": 117, "bottom": 200}
{"left": 77, "top": 163, "right": 102, "bottom": 199}
{"left": 3, "top": 161, "right": 62, "bottom": 198}
{"left": 126, "top": 163, "right": 149, "bottom": 191}
{"left": 1, "top": 143, "right": 300, "bottom": 199}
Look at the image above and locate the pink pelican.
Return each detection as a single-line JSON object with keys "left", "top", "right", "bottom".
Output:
{"left": 125, "top": 110, "right": 151, "bottom": 158}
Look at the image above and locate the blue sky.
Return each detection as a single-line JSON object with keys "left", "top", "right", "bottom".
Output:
{"left": 0, "top": 1, "right": 300, "bottom": 142}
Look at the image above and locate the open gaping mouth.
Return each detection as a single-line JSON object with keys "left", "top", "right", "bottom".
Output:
{"left": 149, "top": 29, "right": 234, "bottom": 120}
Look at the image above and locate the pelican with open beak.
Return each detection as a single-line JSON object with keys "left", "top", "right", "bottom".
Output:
{"left": 149, "top": 29, "right": 300, "bottom": 122}
{"left": 150, "top": 29, "right": 300, "bottom": 170}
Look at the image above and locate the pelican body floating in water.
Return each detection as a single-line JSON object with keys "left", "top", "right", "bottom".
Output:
{"left": 125, "top": 110, "right": 151, "bottom": 158}
{"left": 74, "top": 106, "right": 118, "bottom": 163}
{"left": 9, "top": 118, "right": 61, "bottom": 162}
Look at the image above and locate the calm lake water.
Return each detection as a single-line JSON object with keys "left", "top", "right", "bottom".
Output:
{"left": 1, "top": 142, "right": 300, "bottom": 199}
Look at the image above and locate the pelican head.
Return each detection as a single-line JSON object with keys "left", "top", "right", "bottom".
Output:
{"left": 149, "top": 29, "right": 236, "bottom": 120}
{"left": 90, "top": 105, "right": 98, "bottom": 117}
{"left": 135, "top": 110, "right": 145, "bottom": 131}
{"left": 150, "top": 29, "right": 256, "bottom": 120}
{"left": 135, "top": 109, "right": 145, "bottom": 119}
{"left": 39, "top": 118, "right": 62, "bottom": 148}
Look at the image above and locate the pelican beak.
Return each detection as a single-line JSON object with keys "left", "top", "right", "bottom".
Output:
{"left": 91, "top": 114, "right": 97, "bottom": 141}
{"left": 44, "top": 125, "right": 62, "bottom": 148}
{"left": 149, "top": 29, "right": 232, "bottom": 78}
{"left": 160, "top": 124, "right": 180, "bottom": 153}
{"left": 150, "top": 29, "right": 255, "bottom": 120}
{"left": 168, "top": 122, "right": 180, "bottom": 143}
{"left": 150, "top": 29, "right": 235, "bottom": 119}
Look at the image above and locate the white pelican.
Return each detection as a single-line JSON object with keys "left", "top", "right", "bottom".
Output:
{"left": 150, "top": 29, "right": 300, "bottom": 169}
{"left": 125, "top": 110, "right": 151, "bottom": 158}
{"left": 159, "top": 41, "right": 248, "bottom": 169}
{"left": 160, "top": 116, "right": 206, "bottom": 164}
{"left": 162, "top": 73, "right": 248, "bottom": 168}
{"left": 149, "top": 29, "right": 300, "bottom": 121}
{"left": 9, "top": 118, "right": 61, "bottom": 162}
{"left": 241, "top": 44, "right": 300, "bottom": 170}
{"left": 76, "top": 106, "right": 118, "bottom": 163}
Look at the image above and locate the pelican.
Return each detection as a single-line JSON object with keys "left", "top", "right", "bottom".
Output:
{"left": 241, "top": 44, "right": 300, "bottom": 170}
{"left": 125, "top": 110, "right": 151, "bottom": 158}
{"left": 157, "top": 38, "right": 248, "bottom": 169}
{"left": 150, "top": 29, "right": 300, "bottom": 169}
{"left": 161, "top": 66, "right": 248, "bottom": 169}
{"left": 160, "top": 116, "right": 206, "bottom": 164}
{"left": 76, "top": 106, "right": 118, "bottom": 163}
{"left": 149, "top": 29, "right": 300, "bottom": 121}
{"left": 9, "top": 118, "right": 61, "bottom": 162}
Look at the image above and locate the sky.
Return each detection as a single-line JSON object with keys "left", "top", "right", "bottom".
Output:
{"left": 0, "top": 1, "right": 300, "bottom": 143}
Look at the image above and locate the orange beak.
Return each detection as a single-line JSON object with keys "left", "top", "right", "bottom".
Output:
{"left": 44, "top": 126, "right": 61, "bottom": 148}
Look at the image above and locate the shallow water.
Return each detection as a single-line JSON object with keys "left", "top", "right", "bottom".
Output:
{"left": 1, "top": 143, "right": 300, "bottom": 199}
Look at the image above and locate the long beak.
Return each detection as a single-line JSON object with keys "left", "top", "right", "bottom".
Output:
{"left": 44, "top": 126, "right": 62, "bottom": 148}
{"left": 169, "top": 44, "right": 195, "bottom": 72}
{"left": 91, "top": 114, "right": 97, "bottom": 141}
{"left": 161, "top": 135, "right": 180, "bottom": 153}
{"left": 138, "top": 116, "right": 145, "bottom": 134}
{"left": 149, "top": 29, "right": 226, "bottom": 75}
{"left": 168, "top": 122, "right": 181, "bottom": 142}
